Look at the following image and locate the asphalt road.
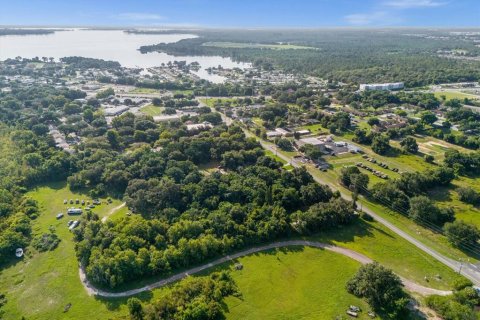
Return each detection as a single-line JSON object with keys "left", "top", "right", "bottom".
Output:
{"left": 79, "top": 240, "right": 450, "bottom": 298}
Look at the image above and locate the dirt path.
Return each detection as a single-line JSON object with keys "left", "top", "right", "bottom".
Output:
{"left": 101, "top": 202, "right": 126, "bottom": 223}
{"left": 78, "top": 240, "right": 452, "bottom": 298}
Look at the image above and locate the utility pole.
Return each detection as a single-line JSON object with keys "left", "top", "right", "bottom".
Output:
{"left": 459, "top": 258, "right": 470, "bottom": 275}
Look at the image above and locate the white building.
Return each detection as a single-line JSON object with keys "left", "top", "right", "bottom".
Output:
{"left": 296, "top": 137, "right": 326, "bottom": 149}
{"left": 104, "top": 105, "right": 129, "bottom": 116}
{"left": 186, "top": 121, "right": 213, "bottom": 131}
{"left": 359, "top": 82, "right": 404, "bottom": 91}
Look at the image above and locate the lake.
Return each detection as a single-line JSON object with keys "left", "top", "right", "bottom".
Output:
{"left": 0, "top": 29, "right": 250, "bottom": 82}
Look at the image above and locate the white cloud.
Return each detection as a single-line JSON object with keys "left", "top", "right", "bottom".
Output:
{"left": 345, "top": 0, "right": 447, "bottom": 26}
{"left": 344, "top": 11, "right": 400, "bottom": 26}
{"left": 148, "top": 22, "right": 201, "bottom": 28}
{"left": 384, "top": 0, "right": 446, "bottom": 8}
{"left": 116, "top": 13, "right": 164, "bottom": 21}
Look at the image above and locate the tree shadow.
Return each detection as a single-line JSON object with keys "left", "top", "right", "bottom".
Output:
{"left": 0, "top": 256, "right": 24, "bottom": 272}
{"left": 427, "top": 186, "right": 453, "bottom": 202}
{"left": 383, "top": 147, "right": 402, "bottom": 158}
{"left": 313, "top": 217, "right": 393, "bottom": 244}
{"left": 94, "top": 290, "right": 154, "bottom": 311}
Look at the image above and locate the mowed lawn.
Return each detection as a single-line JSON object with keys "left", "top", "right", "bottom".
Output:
{"left": 139, "top": 104, "right": 164, "bottom": 116}
{"left": 433, "top": 91, "right": 479, "bottom": 101}
{"left": 0, "top": 182, "right": 130, "bottom": 320}
{"left": 128, "top": 87, "right": 159, "bottom": 94}
{"left": 429, "top": 176, "right": 480, "bottom": 229}
{"left": 221, "top": 247, "right": 370, "bottom": 320}
{"left": 311, "top": 219, "right": 463, "bottom": 290}
{"left": 199, "top": 97, "right": 240, "bottom": 108}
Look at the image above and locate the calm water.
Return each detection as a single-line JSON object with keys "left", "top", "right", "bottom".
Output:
{"left": 0, "top": 29, "right": 249, "bottom": 82}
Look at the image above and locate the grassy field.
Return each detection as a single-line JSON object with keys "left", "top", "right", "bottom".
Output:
{"left": 200, "top": 97, "right": 240, "bottom": 108}
{"left": 221, "top": 247, "right": 371, "bottom": 319}
{"left": 429, "top": 175, "right": 480, "bottom": 229}
{"left": 325, "top": 152, "right": 401, "bottom": 188}
{"left": 311, "top": 218, "right": 463, "bottom": 289}
{"left": 433, "top": 91, "right": 479, "bottom": 101}
{"left": 0, "top": 182, "right": 129, "bottom": 320}
{"left": 173, "top": 89, "right": 194, "bottom": 96}
{"left": 198, "top": 161, "right": 222, "bottom": 176}
{"left": 128, "top": 87, "right": 159, "bottom": 94}
{"left": 414, "top": 134, "right": 470, "bottom": 161}
{"left": 331, "top": 131, "right": 436, "bottom": 173}
{"left": 139, "top": 104, "right": 164, "bottom": 116}
{"left": 297, "top": 123, "right": 328, "bottom": 135}
{"left": 265, "top": 150, "right": 287, "bottom": 164}
{"left": 202, "top": 41, "right": 317, "bottom": 50}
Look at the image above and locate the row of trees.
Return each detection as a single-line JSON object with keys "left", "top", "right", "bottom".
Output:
{"left": 444, "top": 149, "right": 480, "bottom": 176}
{"left": 339, "top": 90, "right": 440, "bottom": 110}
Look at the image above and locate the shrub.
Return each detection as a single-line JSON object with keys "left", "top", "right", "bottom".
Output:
{"left": 452, "top": 278, "right": 473, "bottom": 291}
{"left": 426, "top": 287, "right": 479, "bottom": 320}
{"left": 443, "top": 221, "right": 480, "bottom": 248}
{"left": 32, "top": 233, "right": 60, "bottom": 252}
{"left": 457, "top": 187, "right": 480, "bottom": 205}
{"left": 371, "top": 134, "right": 391, "bottom": 155}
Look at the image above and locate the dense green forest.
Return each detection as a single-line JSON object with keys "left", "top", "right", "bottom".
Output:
{"left": 137, "top": 28, "right": 480, "bottom": 86}
{"left": 73, "top": 123, "right": 352, "bottom": 288}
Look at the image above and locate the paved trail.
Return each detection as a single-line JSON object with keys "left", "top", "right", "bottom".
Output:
{"left": 79, "top": 240, "right": 451, "bottom": 298}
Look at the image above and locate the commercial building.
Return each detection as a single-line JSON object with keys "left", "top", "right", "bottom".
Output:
{"left": 359, "top": 82, "right": 404, "bottom": 91}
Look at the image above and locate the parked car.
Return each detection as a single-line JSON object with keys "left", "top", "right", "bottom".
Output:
{"left": 69, "top": 220, "right": 79, "bottom": 230}
{"left": 349, "top": 306, "right": 361, "bottom": 312}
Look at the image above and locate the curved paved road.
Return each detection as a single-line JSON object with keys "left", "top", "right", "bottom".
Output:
{"left": 79, "top": 240, "right": 451, "bottom": 298}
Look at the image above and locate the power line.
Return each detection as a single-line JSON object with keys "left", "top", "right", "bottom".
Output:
{"left": 352, "top": 183, "right": 480, "bottom": 257}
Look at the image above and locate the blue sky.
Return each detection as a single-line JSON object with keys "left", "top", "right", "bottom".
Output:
{"left": 0, "top": 0, "right": 478, "bottom": 27}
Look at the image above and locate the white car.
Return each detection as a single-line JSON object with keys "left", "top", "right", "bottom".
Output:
{"left": 68, "top": 220, "right": 79, "bottom": 230}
